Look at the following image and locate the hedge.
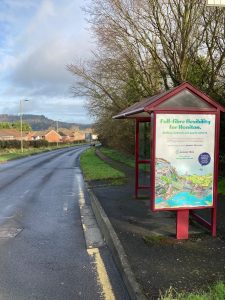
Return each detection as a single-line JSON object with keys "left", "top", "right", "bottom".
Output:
{"left": 0, "top": 140, "right": 85, "bottom": 149}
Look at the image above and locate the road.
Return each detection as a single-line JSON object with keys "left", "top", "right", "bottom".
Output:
{"left": 0, "top": 146, "right": 130, "bottom": 300}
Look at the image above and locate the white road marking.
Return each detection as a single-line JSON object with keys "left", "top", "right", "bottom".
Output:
{"left": 63, "top": 202, "right": 68, "bottom": 212}
{"left": 78, "top": 184, "right": 85, "bottom": 209}
{"left": 19, "top": 189, "right": 30, "bottom": 199}
{"left": 88, "top": 248, "right": 116, "bottom": 300}
{"left": 0, "top": 228, "right": 22, "bottom": 238}
{"left": 78, "top": 178, "right": 104, "bottom": 248}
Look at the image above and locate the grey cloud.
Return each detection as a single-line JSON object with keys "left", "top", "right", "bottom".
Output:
{"left": 10, "top": 35, "right": 92, "bottom": 98}
{"left": 11, "top": 42, "right": 72, "bottom": 87}
{"left": 0, "top": 0, "right": 93, "bottom": 123}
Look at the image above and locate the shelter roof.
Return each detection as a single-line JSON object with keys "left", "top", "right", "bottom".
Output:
{"left": 113, "top": 82, "right": 225, "bottom": 119}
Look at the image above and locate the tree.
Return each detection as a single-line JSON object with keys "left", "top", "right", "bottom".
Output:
{"left": 68, "top": 0, "right": 225, "bottom": 152}
{"left": 0, "top": 122, "right": 32, "bottom": 131}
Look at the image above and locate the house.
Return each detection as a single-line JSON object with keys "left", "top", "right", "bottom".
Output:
{"left": 45, "top": 130, "right": 62, "bottom": 143}
{"left": 28, "top": 130, "right": 62, "bottom": 143}
{"left": 0, "top": 129, "right": 21, "bottom": 140}
{"left": 58, "top": 128, "right": 86, "bottom": 142}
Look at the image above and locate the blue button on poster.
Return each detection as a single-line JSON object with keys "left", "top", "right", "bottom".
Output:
{"left": 198, "top": 152, "right": 211, "bottom": 166}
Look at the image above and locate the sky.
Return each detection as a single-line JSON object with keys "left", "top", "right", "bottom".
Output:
{"left": 0, "top": 0, "right": 93, "bottom": 124}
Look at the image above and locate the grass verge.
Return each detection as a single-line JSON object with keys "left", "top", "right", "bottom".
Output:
{"left": 100, "top": 147, "right": 135, "bottom": 168}
{"left": 0, "top": 144, "right": 82, "bottom": 163}
{"left": 80, "top": 148, "right": 126, "bottom": 184}
{"left": 160, "top": 281, "right": 225, "bottom": 300}
{"left": 0, "top": 148, "right": 49, "bottom": 162}
{"left": 100, "top": 147, "right": 150, "bottom": 172}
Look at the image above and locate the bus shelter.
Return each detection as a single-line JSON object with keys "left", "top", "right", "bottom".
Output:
{"left": 113, "top": 82, "right": 225, "bottom": 239}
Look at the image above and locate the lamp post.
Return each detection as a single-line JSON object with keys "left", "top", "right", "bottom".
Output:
{"left": 56, "top": 120, "right": 59, "bottom": 147}
{"left": 20, "top": 99, "right": 29, "bottom": 153}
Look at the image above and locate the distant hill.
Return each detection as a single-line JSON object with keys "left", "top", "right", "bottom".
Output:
{"left": 0, "top": 114, "right": 92, "bottom": 131}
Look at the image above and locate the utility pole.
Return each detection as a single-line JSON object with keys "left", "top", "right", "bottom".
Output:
{"left": 20, "top": 99, "right": 29, "bottom": 153}
{"left": 56, "top": 120, "right": 59, "bottom": 148}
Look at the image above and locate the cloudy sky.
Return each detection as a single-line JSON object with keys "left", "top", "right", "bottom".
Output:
{"left": 0, "top": 0, "right": 93, "bottom": 124}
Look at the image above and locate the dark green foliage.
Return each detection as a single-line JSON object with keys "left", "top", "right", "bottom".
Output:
{"left": 0, "top": 139, "right": 85, "bottom": 149}
{"left": 186, "top": 56, "right": 212, "bottom": 92}
{"left": 27, "top": 140, "right": 49, "bottom": 148}
{"left": 95, "top": 118, "right": 135, "bottom": 154}
{"left": 0, "top": 140, "right": 21, "bottom": 149}
{"left": 0, "top": 140, "right": 48, "bottom": 149}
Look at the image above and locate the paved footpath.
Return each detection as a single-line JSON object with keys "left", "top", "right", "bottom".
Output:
{"left": 90, "top": 150, "right": 225, "bottom": 299}
{"left": 0, "top": 146, "right": 130, "bottom": 300}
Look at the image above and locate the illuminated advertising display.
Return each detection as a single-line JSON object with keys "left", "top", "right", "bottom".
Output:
{"left": 154, "top": 114, "right": 215, "bottom": 210}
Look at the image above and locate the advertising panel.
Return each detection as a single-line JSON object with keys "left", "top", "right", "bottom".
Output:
{"left": 207, "top": 0, "right": 225, "bottom": 6}
{"left": 154, "top": 114, "right": 215, "bottom": 210}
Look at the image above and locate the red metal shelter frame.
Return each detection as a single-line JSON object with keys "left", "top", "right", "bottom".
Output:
{"left": 135, "top": 118, "right": 151, "bottom": 198}
{"left": 113, "top": 82, "right": 225, "bottom": 239}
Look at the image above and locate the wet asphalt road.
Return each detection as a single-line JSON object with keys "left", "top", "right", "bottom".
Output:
{"left": 0, "top": 146, "right": 129, "bottom": 300}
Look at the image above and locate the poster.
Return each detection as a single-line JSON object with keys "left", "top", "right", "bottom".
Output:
{"left": 154, "top": 114, "right": 215, "bottom": 210}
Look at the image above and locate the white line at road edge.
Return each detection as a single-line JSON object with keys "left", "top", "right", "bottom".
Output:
{"left": 77, "top": 175, "right": 112, "bottom": 297}
{"left": 87, "top": 248, "right": 116, "bottom": 300}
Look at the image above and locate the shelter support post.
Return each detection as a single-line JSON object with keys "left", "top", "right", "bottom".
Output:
{"left": 211, "top": 208, "right": 217, "bottom": 236}
{"left": 176, "top": 210, "right": 189, "bottom": 239}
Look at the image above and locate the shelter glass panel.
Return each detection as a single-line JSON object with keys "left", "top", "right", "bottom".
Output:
{"left": 138, "top": 164, "right": 150, "bottom": 187}
{"left": 158, "top": 90, "right": 214, "bottom": 109}
{"left": 138, "top": 122, "right": 151, "bottom": 160}
{"left": 136, "top": 121, "right": 151, "bottom": 194}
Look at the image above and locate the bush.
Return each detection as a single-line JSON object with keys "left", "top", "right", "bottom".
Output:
{"left": 0, "top": 139, "right": 50, "bottom": 149}
{"left": 0, "top": 139, "right": 87, "bottom": 150}
{"left": 27, "top": 140, "right": 49, "bottom": 148}
{"left": 0, "top": 140, "right": 21, "bottom": 149}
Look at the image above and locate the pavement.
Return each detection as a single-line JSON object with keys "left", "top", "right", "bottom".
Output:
{"left": 88, "top": 149, "right": 225, "bottom": 300}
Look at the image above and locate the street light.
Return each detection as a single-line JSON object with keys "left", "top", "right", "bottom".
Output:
{"left": 20, "top": 99, "right": 29, "bottom": 153}
{"left": 56, "top": 120, "right": 62, "bottom": 148}
{"left": 56, "top": 120, "right": 59, "bottom": 147}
